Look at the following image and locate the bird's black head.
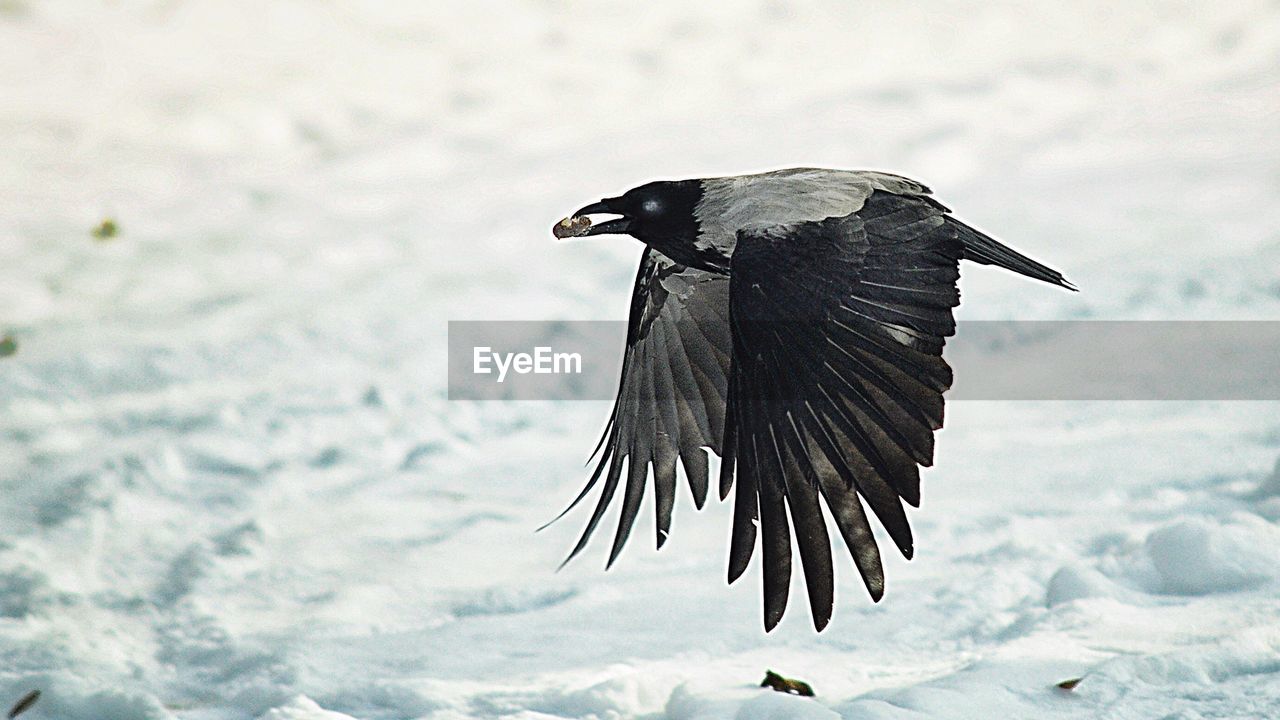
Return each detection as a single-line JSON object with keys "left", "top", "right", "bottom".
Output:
{"left": 566, "top": 180, "right": 725, "bottom": 272}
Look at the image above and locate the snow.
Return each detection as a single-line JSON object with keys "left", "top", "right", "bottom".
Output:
{"left": 2, "top": 1, "right": 1280, "bottom": 718}
{"left": 257, "top": 696, "right": 359, "bottom": 720}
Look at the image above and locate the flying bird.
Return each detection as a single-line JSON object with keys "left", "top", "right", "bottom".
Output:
{"left": 550, "top": 168, "right": 1074, "bottom": 631}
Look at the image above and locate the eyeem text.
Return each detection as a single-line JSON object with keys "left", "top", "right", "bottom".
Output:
{"left": 473, "top": 346, "right": 583, "bottom": 382}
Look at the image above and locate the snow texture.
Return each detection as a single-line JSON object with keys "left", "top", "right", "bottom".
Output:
{"left": 2, "top": 1, "right": 1280, "bottom": 718}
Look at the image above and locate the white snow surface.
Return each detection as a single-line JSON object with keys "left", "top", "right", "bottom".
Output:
{"left": 3, "top": 1, "right": 1280, "bottom": 718}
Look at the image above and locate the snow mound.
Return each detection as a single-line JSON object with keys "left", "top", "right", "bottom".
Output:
{"left": 1045, "top": 565, "right": 1122, "bottom": 606}
{"left": 1142, "top": 517, "right": 1280, "bottom": 595}
{"left": 834, "top": 658, "right": 1083, "bottom": 720}
{"left": 257, "top": 696, "right": 358, "bottom": 720}
{"left": 733, "top": 692, "right": 841, "bottom": 720}
{"left": 1084, "top": 630, "right": 1280, "bottom": 715}
{"left": 666, "top": 683, "right": 840, "bottom": 720}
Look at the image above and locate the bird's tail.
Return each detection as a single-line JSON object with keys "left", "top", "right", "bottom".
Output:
{"left": 948, "top": 218, "right": 1076, "bottom": 291}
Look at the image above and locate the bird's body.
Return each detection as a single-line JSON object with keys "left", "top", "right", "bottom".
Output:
{"left": 553, "top": 168, "right": 1073, "bottom": 631}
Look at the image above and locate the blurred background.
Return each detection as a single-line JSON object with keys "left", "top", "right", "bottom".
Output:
{"left": 1, "top": 2, "right": 1278, "bottom": 719}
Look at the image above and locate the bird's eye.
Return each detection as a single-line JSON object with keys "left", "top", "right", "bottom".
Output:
{"left": 640, "top": 198, "right": 663, "bottom": 216}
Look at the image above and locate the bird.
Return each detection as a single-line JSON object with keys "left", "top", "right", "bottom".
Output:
{"left": 549, "top": 168, "right": 1074, "bottom": 632}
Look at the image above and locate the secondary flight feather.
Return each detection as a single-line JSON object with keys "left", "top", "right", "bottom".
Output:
{"left": 551, "top": 168, "right": 1074, "bottom": 631}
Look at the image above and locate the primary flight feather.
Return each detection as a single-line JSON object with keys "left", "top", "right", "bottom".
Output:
{"left": 551, "top": 168, "right": 1074, "bottom": 632}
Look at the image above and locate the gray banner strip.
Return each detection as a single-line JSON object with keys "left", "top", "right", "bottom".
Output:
{"left": 448, "top": 321, "right": 1280, "bottom": 401}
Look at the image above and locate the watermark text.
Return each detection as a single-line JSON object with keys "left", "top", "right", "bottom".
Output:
{"left": 473, "top": 346, "right": 582, "bottom": 383}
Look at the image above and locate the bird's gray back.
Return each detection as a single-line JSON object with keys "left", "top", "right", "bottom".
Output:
{"left": 693, "top": 168, "right": 931, "bottom": 255}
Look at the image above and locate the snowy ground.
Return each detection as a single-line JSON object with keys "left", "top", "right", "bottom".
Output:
{"left": 3, "top": 1, "right": 1280, "bottom": 718}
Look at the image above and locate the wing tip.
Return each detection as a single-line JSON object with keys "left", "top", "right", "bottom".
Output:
{"left": 691, "top": 487, "right": 709, "bottom": 510}
{"left": 868, "top": 583, "right": 885, "bottom": 603}
{"left": 605, "top": 541, "right": 626, "bottom": 570}
{"left": 812, "top": 610, "right": 831, "bottom": 632}
{"left": 555, "top": 546, "right": 582, "bottom": 573}
{"left": 764, "top": 608, "right": 785, "bottom": 633}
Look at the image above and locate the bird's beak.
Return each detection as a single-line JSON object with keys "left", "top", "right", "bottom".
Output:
{"left": 573, "top": 198, "right": 633, "bottom": 236}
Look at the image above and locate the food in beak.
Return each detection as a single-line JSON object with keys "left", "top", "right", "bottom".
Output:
{"left": 553, "top": 215, "right": 593, "bottom": 239}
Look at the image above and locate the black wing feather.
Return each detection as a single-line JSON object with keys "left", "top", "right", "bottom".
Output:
{"left": 554, "top": 248, "right": 732, "bottom": 565}
{"left": 723, "top": 190, "right": 964, "bottom": 631}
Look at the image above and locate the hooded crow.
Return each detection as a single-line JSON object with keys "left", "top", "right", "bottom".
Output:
{"left": 550, "top": 168, "right": 1074, "bottom": 632}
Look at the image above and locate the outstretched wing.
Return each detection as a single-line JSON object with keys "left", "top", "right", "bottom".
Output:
{"left": 721, "top": 190, "right": 963, "bottom": 631}
{"left": 554, "top": 248, "right": 732, "bottom": 566}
